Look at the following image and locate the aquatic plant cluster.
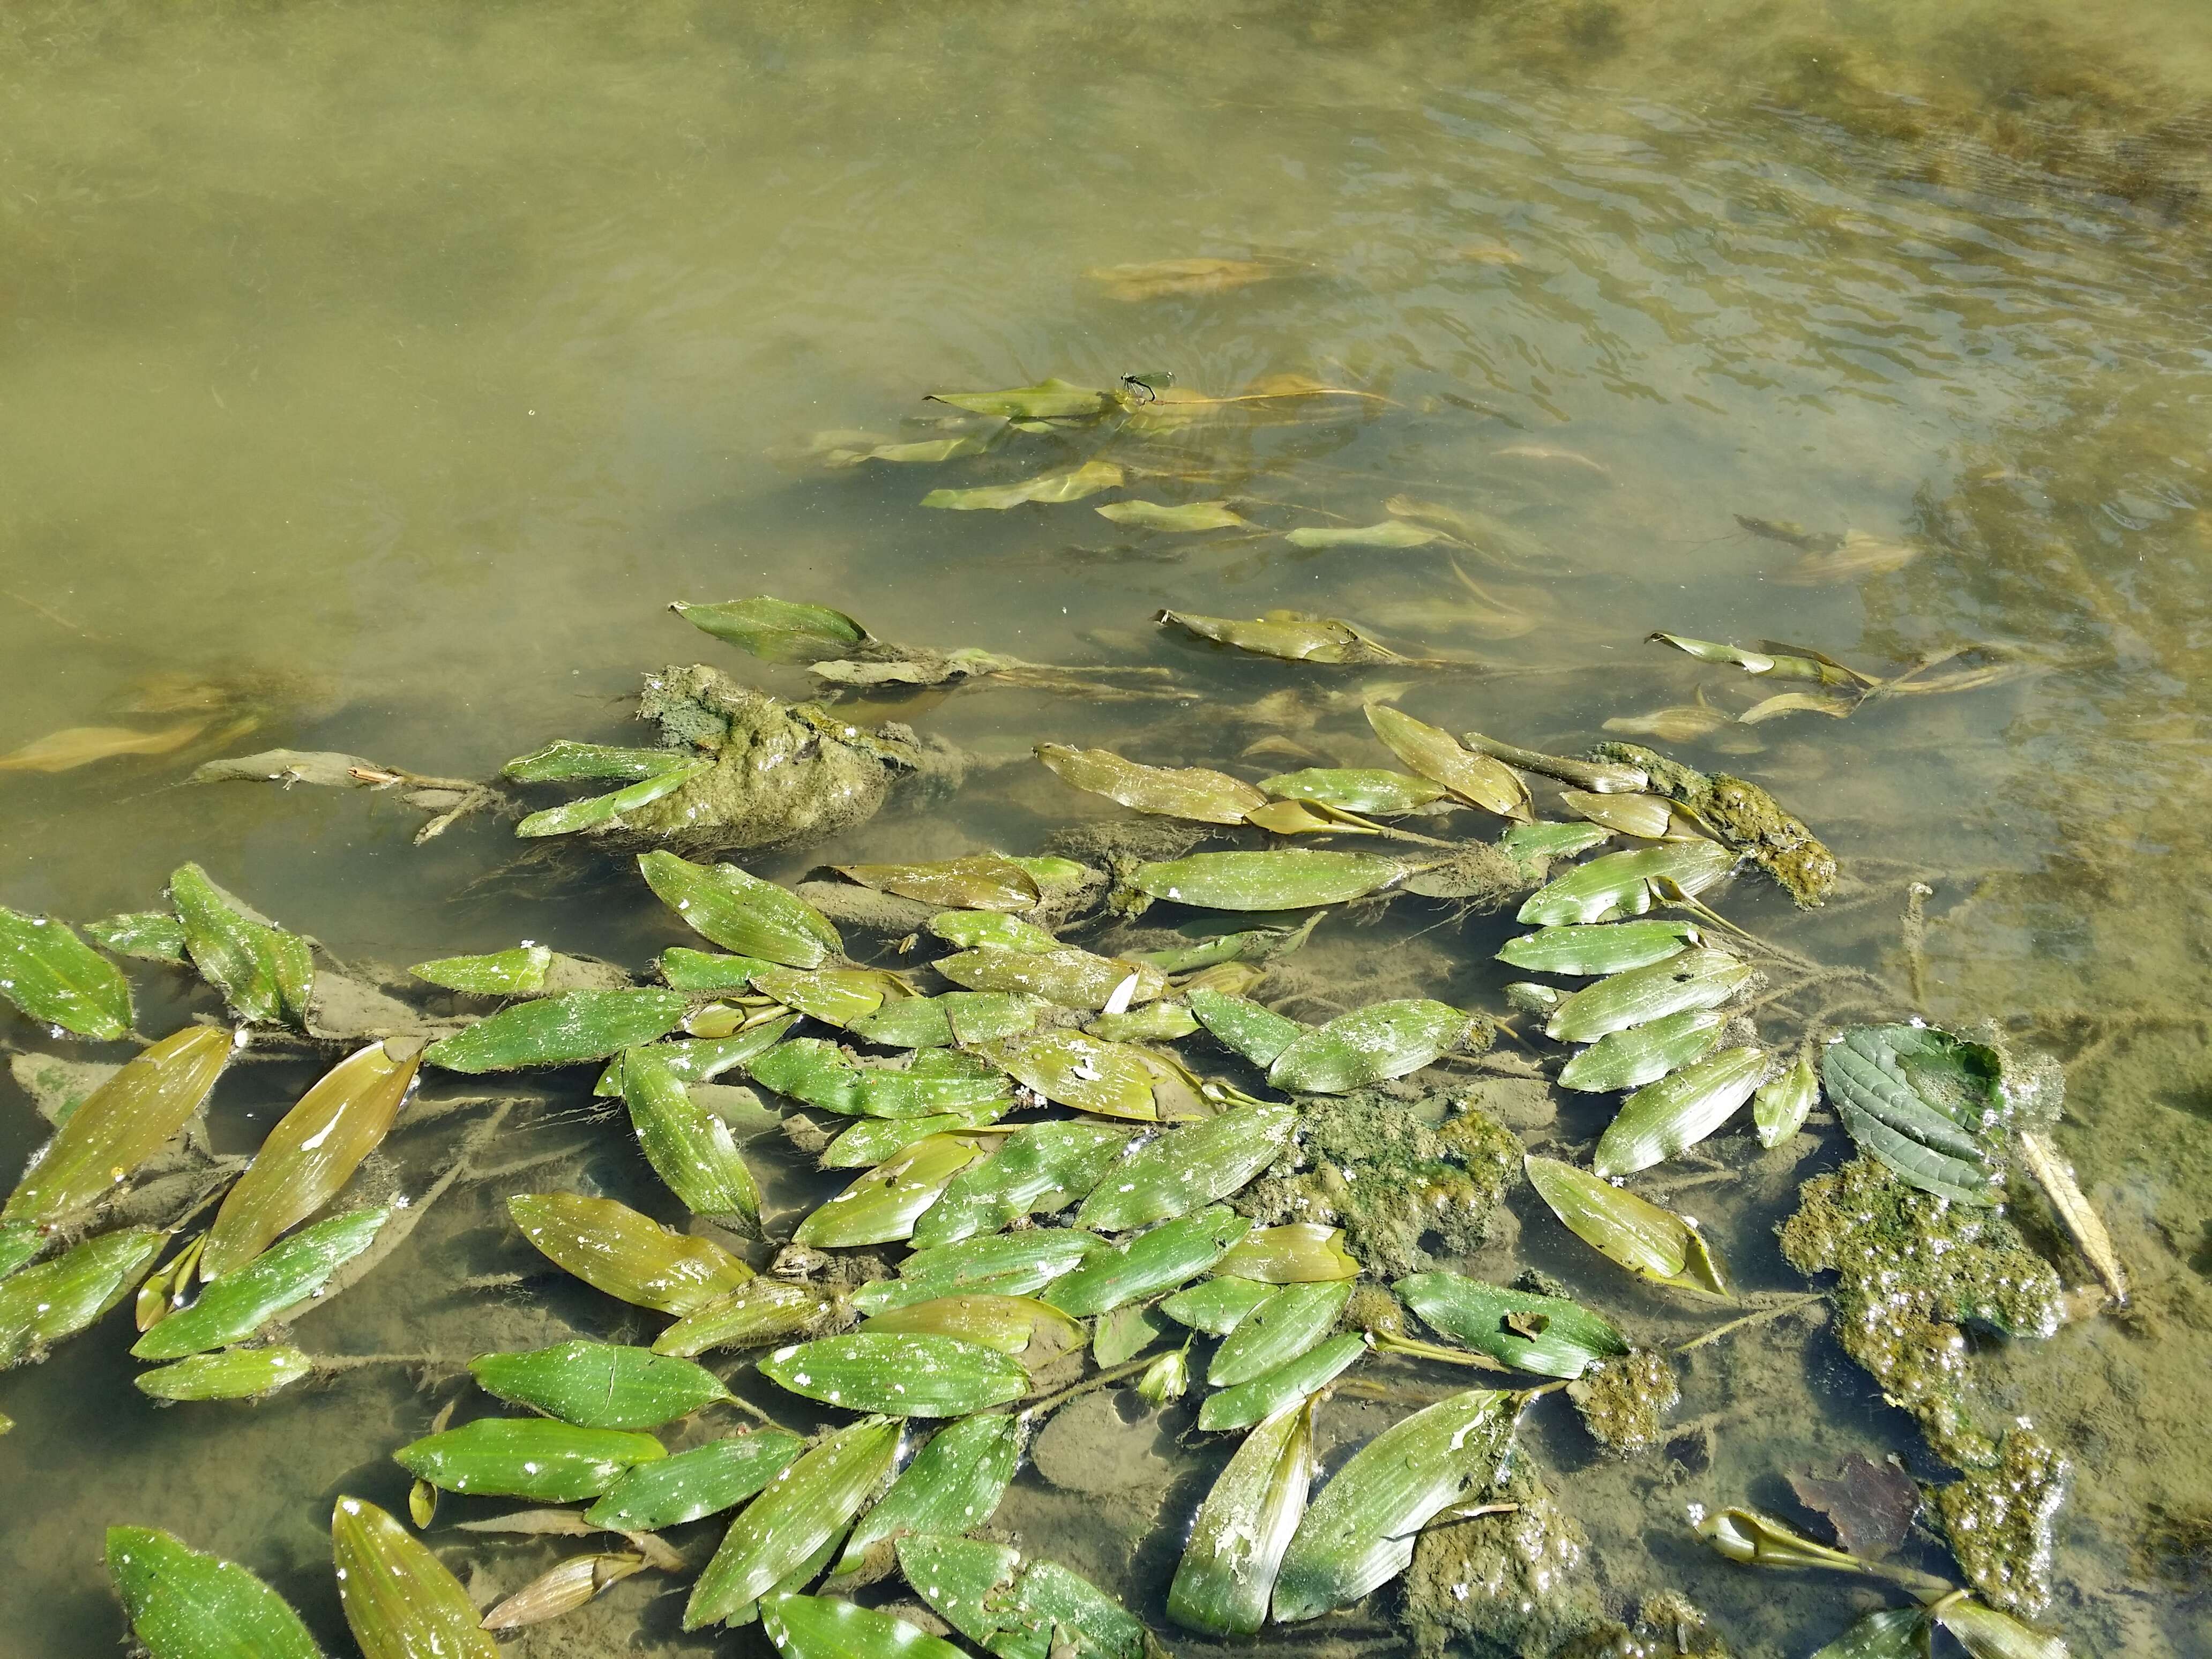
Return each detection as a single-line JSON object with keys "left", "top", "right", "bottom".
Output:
{"left": 0, "top": 375, "right": 2119, "bottom": 1659}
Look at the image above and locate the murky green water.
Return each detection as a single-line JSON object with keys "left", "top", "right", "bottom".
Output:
{"left": 5, "top": 2, "right": 2211, "bottom": 1653}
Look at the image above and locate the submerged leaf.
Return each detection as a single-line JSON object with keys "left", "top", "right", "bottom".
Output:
{"left": 1286, "top": 521, "right": 1446, "bottom": 549}
{"left": 685, "top": 1417, "right": 902, "bottom": 1627}
{"left": 1272, "top": 1388, "right": 1516, "bottom": 1621}
{"left": 1162, "top": 1275, "right": 1277, "bottom": 1334}
{"left": 1523, "top": 1156, "right": 1731, "bottom": 1298}
{"left": 106, "top": 1526, "right": 323, "bottom": 1659}
{"left": 1131, "top": 849, "right": 1406, "bottom": 910}
{"left": 1037, "top": 743, "right": 1267, "bottom": 826}
{"left": 1268, "top": 999, "right": 1474, "bottom": 1094}
{"left": 652, "top": 1278, "right": 843, "bottom": 1357}
{"left": 0, "top": 721, "right": 212, "bottom": 773}
{"left": 423, "top": 988, "right": 689, "bottom": 1072}
{"left": 1810, "top": 1609, "right": 1933, "bottom": 1659}
{"left": 0, "top": 907, "right": 133, "bottom": 1040}
{"left": 834, "top": 856, "right": 1041, "bottom": 912}
{"left": 170, "top": 864, "right": 313, "bottom": 1027}
{"left": 1096, "top": 499, "right": 1249, "bottom": 531}
{"left": 639, "top": 850, "right": 843, "bottom": 968}
{"left": 85, "top": 910, "right": 191, "bottom": 963}
{"left": 794, "top": 1135, "right": 986, "bottom": 1247}
{"left": 989, "top": 1029, "right": 1161, "bottom": 1120}
{"left": 470, "top": 1340, "right": 730, "bottom": 1430}
{"left": 1169, "top": 1399, "right": 1314, "bottom": 1636}
{"left": 1044, "top": 1206, "right": 1252, "bottom": 1317}
{"left": 673, "top": 597, "right": 872, "bottom": 663}
{"left": 1188, "top": 986, "right": 1307, "bottom": 1068}
{"left": 923, "top": 460, "right": 1123, "bottom": 510}
{"left": 479, "top": 1551, "right": 646, "bottom": 1632}
{"left": 1755, "top": 1055, "right": 1820, "bottom": 1147}
{"left": 926, "top": 379, "right": 1120, "bottom": 421}
{"left": 913, "top": 1121, "right": 1132, "bottom": 1247}
{"left": 832, "top": 1411, "right": 1022, "bottom": 1576}
{"left": 1213, "top": 1223, "right": 1360, "bottom": 1283}
{"left": 761, "top": 1594, "right": 969, "bottom": 1659}
{"left": 501, "top": 739, "right": 700, "bottom": 783}
{"left": 203, "top": 1038, "right": 419, "bottom": 1280}
{"left": 3, "top": 1024, "right": 231, "bottom": 1228}
{"left": 513, "top": 759, "right": 710, "bottom": 838}
{"left": 1365, "top": 705, "right": 1530, "bottom": 819}
{"left": 407, "top": 946, "right": 551, "bottom": 996}
{"left": 623, "top": 1047, "right": 761, "bottom": 1223}
{"left": 1789, "top": 1453, "right": 1922, "bottom": 1560}
{"left": 1156, "top": 609, "right": 1402, "bottom": 666}
{"left": 131, "top": 1208, "right": 388, "bottom": 1359}
{"left": 1543, "top": 949, "right": 1752, "bottom": 1043}
{"left": 508, "top": 1191, "right": 752, "bottom": 1316}
{"left": 1557, "top": 1007, "right": 1728, "bottom": 1094}
{"left": 760, "top": 1332, "right": 1028, "bottom": 1416}
{"left": 331, "top": 1496, "right": 498, "bottom": 1659}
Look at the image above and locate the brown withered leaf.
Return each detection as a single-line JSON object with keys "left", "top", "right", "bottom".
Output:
{"left": 1788, "top": 1453, "right": 1919, "bottom": 1558}
{"left": 0, "top": 721, "right": 210, "bottom": 773}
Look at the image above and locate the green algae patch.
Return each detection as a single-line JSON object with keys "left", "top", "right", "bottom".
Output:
{"left": 1235, "top": 1090, "right": 1521, "bottom": 1279}
{"left": 1590, "top": 742, "right": 1835, "bottom": 906}
{"left": 1403, "top": 1454, "right": 1601, "bottom": 1659}
{"left": 1781, "top": 1156, "right": 2067, "bottom": 1612}
{"left": 1566, "top": 1346, "right": 1679, "bottom": 1456}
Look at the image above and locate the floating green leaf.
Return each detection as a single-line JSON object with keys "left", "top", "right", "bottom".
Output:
{"left": 407, "top": 946, "right": 550, "bottom": 995}
{"left": 1075, "top": 1103, "right": 1296, "bottom": 1232}
{"left": 860, "top": 1295, "right": 1083, "bottom": 1368}
{"left": 1156, "top": 609, "right": 1402, "bottom": 666}
{"left": 1044, "top": 1206, "right": 1252, "bottom": 1317}
{"left": 1516, "top": 840, "right": 1737, "bottom": 925}
{"left": 760, "top": 1332, "right": 1026, "bottom": 1417}
{"left": 1162, "top": 1275, "right": 1276, "bottom": 1334}
{"left": 514, "top": 759, "right": 710, "bottom": 838}
{"left": 896, "top": 1534, "right": 1144, "bottom": 1659}
{"left": 0, "top": 907, "right": 133, "bottom": 1040}
{"left": 1823, "top": 1024, "right": 2006, "bottom": 1204}
{"left": 86, "top": 910, "right": 190, "bottom": 963}
{"left": 106, "top": 1526, "right": 321, "bottom": 1658}
{"left": 926, "top": 378, "right": 1120, "bottom": 421}
{"left": 685, "top": 1417, "right": 902, "bottom": 1628}
{"left": 132, "top": 1208, "right": 388, "bottom": 1359}
{"left": 395, "top": 1417, "right": 664, "bottom": 1500}
{"left": 834, "top": 856, "right": 1041, "bottom": 911}
{"left": 1523, "top": 1155, "right": 1731, "bottom": 1299}
{"left": 508, "top": 1191, "right": 752, "bottom": 1316}
{"left": 1496, "top": 920, "right": 1700, "bottom": 977}
{"left": 202, "top": 1040, "right": 419, "bottom": 1281}
{"left": 1500, "top": 820, "right": 1610, "bottom": 859}
{"left": 1810, "top": 1609, "right": 1933, "bottom": 1659}
{"left": 936, "top": 943, "right": 1162, "bottom": 1011}
{"left": 169, "top": 864, "right": 313, "bottom": 1026}
{"left": 1556, "top": 1007, "right": 1727, "bottom": 1094}
{"left": 1543, "top": 948, "right": 1752, "bottom": 1043}
{"left": 499, "top": 740, "right": 696, "bottom": 783}
{"left": 1271, "top": 1387, "right": 1515, "bottom": 1621}
{"left": 794, "top": 1134, "right": 985, "bottom": 1248}
{"left": 1036, "top": 743, "right": 1267, "bottom": 826}
{"left": 673, "top": 596, "right": 872, "bottom": 663}
{"left": 989, "top": 1029, "right": 1160, "bottom": 1120}
{"left": 761, "top": 1594, "right": 968, "bottom": 1659}
{"left": 1210, "top": 1281, "right": 1352, "bottom": 1385}
{"left": 752, "top": 966, "right": 898, "bottom": 1027}
{"left": 1, "top": 1227, "right": 163, "bottom": 1366}
{"left": 1215, "top": 1225, "right": 1353, "bottom": 1283}
{"left": 658, "top": 948, "right": 769, "bottom": 992}
{"left": 652, "top": 1279, "right": 842, "bottom": 1357}
{"left": 586, "top": 1428, "right": 805, "bottom": 1531}
{"left": 1755, "top": 1054, "right": 1819, "bottom": 1147}
{"left": 913, "top": 1122, "right": 1132, "bottom": 1247}
{"left": 856, "top": 1230, "right": 1107, "bottom": 1316}
{"left": 923, "top": 460, "right": 1123, "bottom": 510}
{"left": 470, "top": 1339, "right": 729, "bottom": 1430}
{"left": 1088, "top": 1002, "right": 1199, "bottom": 1043}
{"left": 1187, "top": 986, "right": 1306, "bottom": 1067}
{"left": 331, "top": 1496, "right": 499, "bottom": 1659}
{"left": 423, "top": 988, "right": 687, "bottom": 1072}
{"left": 1394, "top": 1273, "right": 1629, "bottom": 1378}
{"left": 135, "top": 1345, "right": 316, "bottom": 1402}
{"left": 1286, "top": 520, "right": 1446, "bottom": 549}
{"left": 1261, "top": 767, "right": 1444, "bottom": 814}
{"left": 1365, "top": 704, "right": 1529, "bottom": 819}
{"left": 1594, "top": 1044, "right": 1767, "bottom": 1175}
{"left": 832, "top": 1411, "right": 1021, "bottom": 1576}
{"left": 1169, "top": 1398, "right": 1313, "bottom": 1636}
{"left": 823, "top": 1105, "right": 1007, "bottom": 1169}
{"left": 4, "top": 1024, "right": 231, "bottom": 1228}
{"left": 928, "top": 910, "right": 1059, "bottom": 952}
{"left": 1132, "top": 849, "right": 1406, "bottom": 910}
{"left": 639, "top": 850, "right": 843, "bottom": 967}
{"left": 1268, "top": 998, "right": 1473, "bottom": 1094}
{"left": 622, "top": 1047, "right": 760, "bottom": 1223}
{"left": 1197, "top": 1332, "right": 1365, "bottom": 1431}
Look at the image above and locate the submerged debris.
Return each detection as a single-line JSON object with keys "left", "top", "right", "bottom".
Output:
{"left": 1589, "top": 742, "right": 1835, "bottom": 906}
{"left": 1933, "top": 1426, "right": 2068, "bottom": 1617}
{"left": 1404, "top": 1454, "right": 1600, "bottom": 1659}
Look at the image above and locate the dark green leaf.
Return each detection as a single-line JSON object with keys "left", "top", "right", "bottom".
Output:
{"left": 470, "top": 1340, "right": 729, "bottom": 1429}
{"left": 761, "top": 1594, "right": 969, "bottom": 1659}
{"left": 1160, "top": 1275, "right": 1276, "bottom": 1335}
{"left": 913, "top": 1122, "right": 1132, "bottom": 1247}
{"left": 586, "top": 1428, "right": 806, "bottom": 1530}
{"left": 423, "top": 988, "right": 689, "bottom": 1072}
{"left": 131, "top": 1209, "right": 388, "bottom": 1359}
{"left": 832, "top": 1411, "right": 1021, "bottom": 1576}
{"left": 759, "top": 1333, "right": 1028, "bottom": 1417}
{"left": 1073, "top": 1103, "right": 1296, "bottom": 1232}
{"left": 1, "top": 1227, "right": 164, "bottom": 1366}
{"left": 674, "top": 597, "right": 872, "bottom": 663}
{"left": 135, "top": 1346, "right": 316, "bottom": 1402}
{"left": 1394, "top": 1273, "right": 1629, "bottom": 1378}
{"left": 331, "top": 1497, "right": 498, "bottom": 1659}
{"left": 793, "top": 1135, "right": 985, "bottom": 1248}
{"left": 1043, "top": 1207, "right": 1252, "bottom": 1317}
{"left": 1824, "top": 1025, "right": 2006, "bottom": 1204}
{"left": 639, "top": 850, "right": 843, "bottom": 968}
{"left": 85, "top": 910, "right": 190, "bottom": 964}
{"left": 1197, "top": 1332, "right": 1365, "bottom": 1431}
{"left": 1187, "top": 985, "right": 1306, "bottom": 1067}
{"left": 169, "top": 864, "right": 313, "bottom": 1026}
{"left": 0, "top": 906, "right": 133, "bottom": 1039}
{"left": 395, "top": 1417, "right": 666, "bottom": 1501}
{"left": 624, "top": 1047, "right": 761, "bottom": 1223}
{"left": 106, "top": 1525, "right": 323, "bottom": 1659}
{"left": 1593, "top": 1045, "right": 1767, "bottom": 1176}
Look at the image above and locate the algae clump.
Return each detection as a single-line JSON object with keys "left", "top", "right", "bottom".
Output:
{"left": 1590, "top": 742, "right": 1835, "bottom": 906}
{"left": 1403, "top": 1454, "right": 1600, "bottom": 1659}
{"left": 1566, "top": 1347, "right": 1679, "bottom": 1457}
{"left": 1237, "top": 1090, "right": 1522, "bottom": 1278}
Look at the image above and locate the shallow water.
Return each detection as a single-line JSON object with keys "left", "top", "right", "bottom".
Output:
{"left": 5, "top": 2, "right": 2212, "bottom": 1653}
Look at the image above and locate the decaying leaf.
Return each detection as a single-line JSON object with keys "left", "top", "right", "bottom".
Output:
{"left": 923, "top": 460, "right": 1124, "bottom": 511}
{"left": 1365, "top": 704, "right": 1530, "bottom": 819}
{"left": 0, "top": 721, "right": 211, "bottom": 773}
{"left": 1037, "top": 743, "right": 1267, "bottom": 825}
{"left": 332, "top": 1496, "right": 499, "bottom": 1659}
{"left": 1523, "top": 1155, "right": 1731, "bottom": 1299}
{"left": 1789, "top": 1453, "right": 1921, "bottom": 1559}
{"left": 1096, "top": 499, "right": 1249, "bottom": 531}
{"left": 1156, "top": 609, "right": 1404, "bottom": 666}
